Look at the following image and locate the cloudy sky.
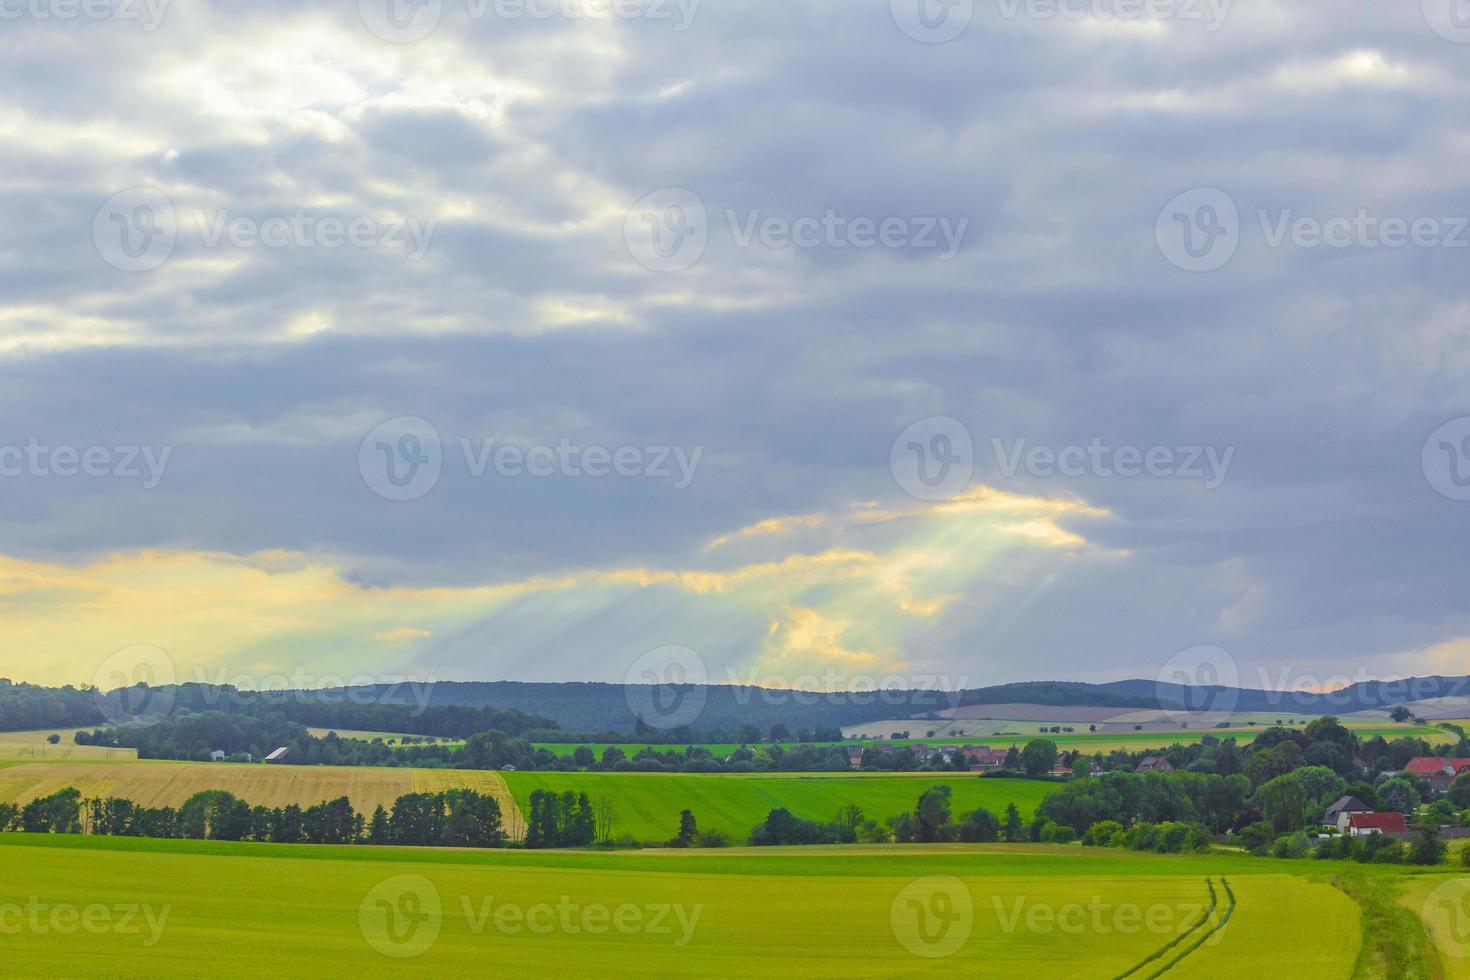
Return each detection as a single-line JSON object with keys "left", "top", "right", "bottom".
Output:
{"left": 2, "top": 0, "right": 1469, "bottom": 696}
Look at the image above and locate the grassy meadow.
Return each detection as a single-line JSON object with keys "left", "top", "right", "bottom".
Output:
{"left": 500, "top": 771, "right": 1060, "bottom": 843}
{"left": 0, "top": 834, "right": 1384, "bottom": 978}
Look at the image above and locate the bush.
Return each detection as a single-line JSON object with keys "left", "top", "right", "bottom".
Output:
{"left": 696, "top": 828, "right": 731, "bottom": 848}
{"left": 1041, "top": 823, "right": 1076, "bottom": 844}
{"left": 1373, "top": 839, "right": 1407, "bottom": 864}
{"left": 1271, "top": 831, "right": 1310, "bottom": 859}
{"left": 1408, "top": 828, "right": 1446, "bottom": 866}
{"left": 1081, "top": 820, "right": 1124, "bottom": 847}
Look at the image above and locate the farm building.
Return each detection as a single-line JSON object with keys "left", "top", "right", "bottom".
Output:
{"left": 264, "top": 747, "right": 289, "bottom": 764}
{"left": 1402, "top": 757, "right": 1470, "bottom": 777}
{"left": 1346, "top": 812, "right": 1408, "bottom": 837}
{"left": 965, "top": 747, "right": 1008, "bottom": 770}
{"left": 1135, "top": 757, "right": 1174, "bottom": 774}
{"left": 1323, "top": 795, "right": 1371, "bottom": 829}
{"left": 209, "top": 750, "right": 226, "bottom": 762}
{"left": 846, "top": 746, "right": 865, "bottom": 768}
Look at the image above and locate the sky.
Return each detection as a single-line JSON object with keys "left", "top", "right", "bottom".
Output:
{"left": 2, "top": 0, "right": 1469, "bottom": 696}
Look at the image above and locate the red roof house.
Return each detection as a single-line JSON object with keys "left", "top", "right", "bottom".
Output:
{"left": 1403, "top": 757, "right": 1470, "bottom": 776}
{"left": 1347, "top": 812, "right": 1408, "bottom": 836}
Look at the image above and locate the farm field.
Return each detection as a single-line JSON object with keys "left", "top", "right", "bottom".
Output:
{"left": 0, "top": 835, "right": 1376, "bottom": 978}
{"left": 532, "top": 718, "right": 1449, "bottom": 763}
{"left": 501, "top": 772, "right": 1059, "bottom": 843}
{"left": 0, "top": 760, "right": 516, "bottom": 825}
{"left": 307, "top": 728, "right": 463, "bottom": 746}
{"left": 0, "top": 728, "right": 136, "bottom": 761}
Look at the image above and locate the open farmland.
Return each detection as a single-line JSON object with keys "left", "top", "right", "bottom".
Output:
{"left": 0, "top": 760, "right": 516, "bottom": 827}
{"left": 532, "top": 716, "right": 1449, "bottom": 764}
{"left": 307, "top": 728, "right": 463, "bottom": 747}
{"left": 0, "top": 835, "right": 1375, "bottom": 978}
{"left": 501, "top": 772, "right": 1058, "bottom": 843}
{"left": 0, "top": 729, "right": 137, "bottom": 761}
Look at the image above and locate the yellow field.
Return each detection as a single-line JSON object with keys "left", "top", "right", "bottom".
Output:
{"left": 0, "top": 728, "right": 136, "bottom": 761}
{"left": 0, "top": 761, "right": 519, "bottom": 835}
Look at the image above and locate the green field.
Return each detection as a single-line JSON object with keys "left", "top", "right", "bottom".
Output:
{"left": 0, "top": 834, "right": 1388, "bottom": 977}
{"left": 500, "top": 772, "right": 1059, "bottom": 843}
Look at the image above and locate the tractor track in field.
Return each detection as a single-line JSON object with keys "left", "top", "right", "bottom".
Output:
{"left": 1110, "top": 876, "right": 1237, "bottom": 980}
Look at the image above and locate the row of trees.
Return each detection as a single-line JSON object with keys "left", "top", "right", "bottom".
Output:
{"left": 0, "top": 786, "right": 506, "bottom": 849}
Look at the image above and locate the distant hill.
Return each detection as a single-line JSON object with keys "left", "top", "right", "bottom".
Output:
{"left": 8, "top": 673, "right": 1469, "bottom": 737}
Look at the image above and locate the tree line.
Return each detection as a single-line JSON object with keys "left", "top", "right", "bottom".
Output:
{"left": 0, "top": 786, "right": 506, "bottom": 849}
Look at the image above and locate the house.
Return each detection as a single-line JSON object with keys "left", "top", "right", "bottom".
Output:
{"left": 209, "top": 750, "right": 226, "bottom": 762}
{"left": 1322, "top": 795, "right": 1370, "bottom": 829}
{"left": 1345, "top": 812, "right": 1408, "bottom": 837}
{"left": 965, "top": 746, "right": 1008, "bottom": 770}
{"left": 1136, "top": 756, "right": 1174, "bottom": 774}
{"left": 846, "top": 746, "right": 865, "bottom": 769}
{"left": 1401, "top": 757, "right": 1470, "bottom": 794}
{"left": 1402, "top": 757, "right": 1470, "bottom": 778}
{"left": 263, "top": 746, "right": 289, "bottom": 764}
